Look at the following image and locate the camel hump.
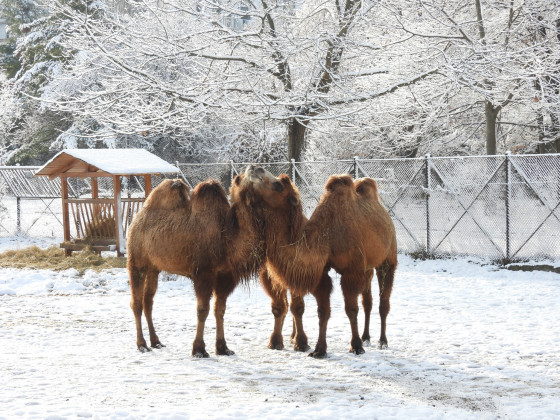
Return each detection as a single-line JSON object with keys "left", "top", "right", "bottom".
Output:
{"left": 143, "top": 178, "right": 190, "bottom": 210}
{"left": 192, "top": 179, "right": 228, "bottom": 206}
{"left": 354, "top": 177, "right": 379, "bottom": 199}
{"left": 325, "top": 174, "right": 353, "bottom": 192}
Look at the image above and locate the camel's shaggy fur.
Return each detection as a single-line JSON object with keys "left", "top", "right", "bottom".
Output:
{"left": 248, "top": 167, "right": 397, "bottom": 358}
{"left": 127, "top": 174, "right": 265, "bottom": 357}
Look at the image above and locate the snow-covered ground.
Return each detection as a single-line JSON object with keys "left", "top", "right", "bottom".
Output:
{"left": 1, "top": 236, "right": 559, "bottom": 419}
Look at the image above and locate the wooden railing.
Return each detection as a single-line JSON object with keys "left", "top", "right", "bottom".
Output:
{"left": 66, "top": 197, "right": 144, "bottom": 241}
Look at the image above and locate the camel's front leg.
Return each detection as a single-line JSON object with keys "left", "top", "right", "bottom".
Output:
{"left": 260, "top": 268, "right": 288, "bottom": 350}
{"left": 290, "top": 294, "right": 310, "bottom": 351}
{"left": 192, "top": 276, "right": 213, "bottom": 358}
{"left": 214, "top": 271, "right": 237, "bottom": 355}
{"left": 309, "top": 268, "right": 332, "bottom": 358}
{"left": 361, "top": 269, "right": 374, "bottom": 346}
{"left": 341, "top": 272, "right": 366, "bottom": 355}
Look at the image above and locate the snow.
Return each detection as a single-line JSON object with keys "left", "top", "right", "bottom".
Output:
{"left": 0, "top": 236, "right": 559, "bottom": 419}
{"left": 36, "top": 149, "right": 180, "bottom": 176}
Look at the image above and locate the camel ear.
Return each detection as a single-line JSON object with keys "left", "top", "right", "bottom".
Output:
{"left": 289, "top": 195, "right": 299, "bottom": 206}
{"left": 279, "top": 174, "right": 292, "bottom": 186}
{"left": 233, "top": 175, "right": 242, "bottom": 186}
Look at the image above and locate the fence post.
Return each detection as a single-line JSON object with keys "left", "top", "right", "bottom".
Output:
{"left": 291, "top": 159, "right": 296, "bottom": 181}
{"left": 230, "top": 160, "right": 235, "bottom": 187}
{"left": 505, "top": 152, "right": 511, "bottom": 262}
{"left": 425, "top": 154, "right": 431, "bottom": 255}
{"left": 16, "top": 196, "right": 21, "bottom": 234}
{"left": 353, "top": 156, "right": 358, "bottom": 178}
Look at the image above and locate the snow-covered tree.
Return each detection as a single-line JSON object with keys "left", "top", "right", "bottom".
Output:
{"left": 44, "top": 0, "right": 440, "bottom": 161}
{"left": 389, "top": 0, "right": 560, "bottom": 155}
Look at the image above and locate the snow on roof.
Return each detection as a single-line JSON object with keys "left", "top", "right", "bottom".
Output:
{"left": 35, "top": 149, "right": 180, "bottom": 178}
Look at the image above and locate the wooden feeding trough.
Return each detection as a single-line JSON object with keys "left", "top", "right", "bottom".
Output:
{"left": 35, "top": 149, "right": 180, "bottom": 256}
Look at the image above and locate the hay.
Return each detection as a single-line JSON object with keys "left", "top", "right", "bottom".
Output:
{"left": 0, "top": 246, "right": 126, "bottom": 274}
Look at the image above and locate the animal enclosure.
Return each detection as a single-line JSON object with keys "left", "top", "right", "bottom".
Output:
{"left": 1, "top": 153, "right": 559, "bottom": 261}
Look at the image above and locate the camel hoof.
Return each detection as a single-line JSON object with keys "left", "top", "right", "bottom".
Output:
{"left": 152, "top": 343, "right": 166, "bottom": 349}
{"left": 217, "top": 348, "right": 235, "bottom": 356}
{"left": 294, "top": 343, "right": 311, "bottom": 352}
{"left": 193, "top": 351, "right": 210, "bottom": 358}
{"left": 377, "top": 341, "right": 388, "bottom": 350}
{"left": 268, "top": 335, "right": 284, "bottom": 350}
{"left": 362, "top": 339, "right": 371, "bottom": 347}
{"left": 351, "top": 347, "right": 365, "bottom": 355}
{"left": 268, "top": 343, "right": 284, "bottom": 350}
{"left": 138, "top": 345, "right": 151, "bottom": 353}
{"left": 308, "top": 350, "right": 327, "bottom": 359}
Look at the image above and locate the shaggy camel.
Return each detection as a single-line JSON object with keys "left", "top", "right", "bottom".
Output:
{"left": 127, "top": 171, "right": 264, "bottom": 357}
{"left": 247, "top": 166, "right": 397, "bottom": 358}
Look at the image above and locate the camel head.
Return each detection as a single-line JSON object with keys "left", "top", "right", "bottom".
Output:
{"left": 143, "top": 178, "right": 190, "bottom": 210}
{"left": 245, "top": 166, "right": 300, "bottom": 210}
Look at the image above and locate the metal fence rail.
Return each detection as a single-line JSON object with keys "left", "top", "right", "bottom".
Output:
{"left": 1, "top": 154, "right": 559, "bottom": 261}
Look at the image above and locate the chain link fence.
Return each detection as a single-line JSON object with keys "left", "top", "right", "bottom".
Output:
{"left": 1, "top": 154, "right": 559, "bottom": 261}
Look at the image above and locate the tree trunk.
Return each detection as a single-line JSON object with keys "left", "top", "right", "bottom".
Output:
{"left": 537, "top": 112, "right": 546, "bottom": 154}
{"left": 288, "top": 118, "right": 307, "bottom": 161}
{"left": 551, "top": 113, "right": 560, "bottom": 153}
{"left": 485, "top": 100, "right": 499, "bottom": 155}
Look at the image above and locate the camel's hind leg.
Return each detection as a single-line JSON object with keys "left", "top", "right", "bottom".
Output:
{"left": 260, "top": 268, "right": 288, "bottom": 350}
{"left": 129, "top": 265, "right": 149, "bottom": 352}
{"left": 192, "top": 274, "right": 214, "bottom": 358}
{"left": 377, "top": 260, "right": 396, "bottom": 349}
{"left": 289, "top": 294, "right": 310, "bottom": 351}
{"left": 309, "top": 267, "right": 333, "bottom": 358}
{"left": 361, "top": 269, "right": 374, "bottom": 346}
{"left": 143, "top": 269, "right": 164, "bottom": 349}
{"left": 341, "top": 271, "right": 369, "bottom": 355}
{"left": 213, "top": 271, "right": 236, "bottom": 356}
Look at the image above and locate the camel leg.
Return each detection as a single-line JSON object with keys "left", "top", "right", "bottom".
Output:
{"left": 143, "top": 269, "right": 164, "bottom": 349}
{"left": 341, "top": 272, "right": 367, "bottom": 355}
{"left": 377, "top": 260, "right": 396, "bottom": 349}
{"left": 129, "top": 265, "right": 150, "bottom": 352}
{"left": 260, "top": 268, "right": 288, "bottom": 350}
{"left": 192, "top": 275, "right": 213, "bottom": 358}
{"left": 214, "top": 271, "right": 236, "bottom": 356}
{"left": 309, "top": 268, "right": 333, "bottom": 358}
{"left": 290, "top": 294, "right": 310, "bottom": 351}
{"left": 361, "top": 269, "right": 374, "bottom": 346}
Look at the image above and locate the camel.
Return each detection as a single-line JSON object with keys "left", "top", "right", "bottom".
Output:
{"left": 127, "top": 170, "right": 265, "bottom": 357}
{"left": 247, "top": 166, "right": 397, "bottom": 358}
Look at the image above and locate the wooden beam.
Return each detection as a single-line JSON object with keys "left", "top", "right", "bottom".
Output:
{"left": 113, "top": 175, "right": 125, "bottom": 256}
{"left": 61, "top": 177, "right": 71, "bottom": 256}
{"left": 144, "top": 175, "right": 152, "bottom": 197}
{"left": 60, "top": 171, "right": 112, "bottom": 179}
{"left": 91, "top": 177, "right": 99, "bottom": 220}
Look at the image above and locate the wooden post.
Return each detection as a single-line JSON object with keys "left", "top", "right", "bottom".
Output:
{"left": 61, "top": 177, "right": 72, "bottom": 256}
{"left": 113, "top": 175, "right": 125, "bottom": 256}
{"left": 91, "top": 177, "right": 99, "bottom": 220}
{"left": 144, "top": 175, "right": 152, "bottom": 197}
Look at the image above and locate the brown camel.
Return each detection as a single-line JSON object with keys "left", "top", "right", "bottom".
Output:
{"left": 127, "top": 171, "right": 265, "bottom": 357}
{"left": 247, "top": 167, "right": 397, "bottom": 358}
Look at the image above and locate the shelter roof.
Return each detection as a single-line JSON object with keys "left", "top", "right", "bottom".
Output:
{"left": 34, "top": 149, "right": 180, "bottom": 179}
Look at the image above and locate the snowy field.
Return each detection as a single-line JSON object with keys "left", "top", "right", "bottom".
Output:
{"left": 0, "top": 236, "right": 559, "bottom": 419}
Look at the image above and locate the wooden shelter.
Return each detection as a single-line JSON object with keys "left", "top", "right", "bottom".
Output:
{"left": 35, "top": 149, "right": 180, "bottom": 256}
